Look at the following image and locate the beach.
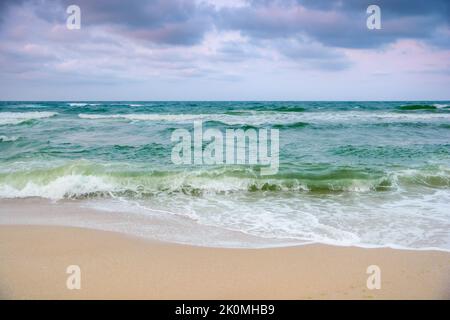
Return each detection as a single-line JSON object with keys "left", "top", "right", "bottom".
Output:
{"left": 1, "top": 224, "right": 449, "bottom": 300}
{"left": 2, "top": 0, "right": 450, "bottom": 304}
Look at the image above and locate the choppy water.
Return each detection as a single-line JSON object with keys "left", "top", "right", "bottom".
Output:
{"left": 1, "top": 101, "right": 450, "bottom": 250}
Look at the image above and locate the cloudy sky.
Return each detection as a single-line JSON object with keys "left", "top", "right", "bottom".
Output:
{"left": 0, "top": 0, "right": 449, "bottom": 100}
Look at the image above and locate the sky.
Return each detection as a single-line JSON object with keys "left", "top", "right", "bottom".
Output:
{"left": 0, "top": 0, "right": 449, "bottom": 101}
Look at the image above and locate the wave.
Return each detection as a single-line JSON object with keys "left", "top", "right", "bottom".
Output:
{"left": 224, "top": 110, "right": 253, "bottom": 115}
{"left": 332, "top": 144, "right": 450, "bottom": 159}
{"left": 0, "top": 135, "right": 19, "bottom": 142}
{"left": 273, "top": 122, "right": 309, "bottom": 129}
{"left": 240, "top": 106, "right": 306, "bottom": 113}
{"left": 68, "top": 103, "right": 101, "bottom": 107}
{"left": 201, "top": 120, "right": 260, "bottom": 130}
{"left": 78, "top": 111, "right": 450, "bottom": 126}
{"left": 433, "top": 104, "right": 450, "bottom": 109}
{"left": 0, "top": 174, "right": 115, "bottom": 200}
{"left": 0, "top": 112, "right": 58, "bottom": 125}
{"left": 0, "top": 161, "right": 448, "bottom": 200}
{"left": 78, "top": 113, "right": 204, "bottom": 122}
{"left": 268, "top": 107, "right": 306, "bottom": 112}
{"left": 397, "top": 104, "right": 437, "bottom": 111}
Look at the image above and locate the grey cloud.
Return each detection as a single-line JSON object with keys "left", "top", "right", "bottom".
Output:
{"left": 65, "top": 0, "right": 214, "bottom": 45}
{"left": 0, "top": 0, "right": 449, "bottom": 85}
{"left": 218, "top": 0, "right": 450, "bottom": 48}
{"left": 1, "top": 0, "right": 449, "bottom": 48}
{"left": 0, "top": 0, "right": 26, "bottom": 23}
{"left": 16, "top": 0, "right": 215, "bottom": 46}
{"left": 272, "top": 38, "right": 352, "bottom": 70}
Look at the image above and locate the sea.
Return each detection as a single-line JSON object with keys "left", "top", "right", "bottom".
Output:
{"left": 1, "top": 101, "right": 449, "bottom": 250}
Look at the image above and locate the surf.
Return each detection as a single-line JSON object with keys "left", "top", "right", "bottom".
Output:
{"left": 0, "top": 112, "right": 58, "bottom": 125}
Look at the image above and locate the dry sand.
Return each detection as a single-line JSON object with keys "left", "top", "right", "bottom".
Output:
{"left": 0, "top": 225, "right": 449, "bottom": 299}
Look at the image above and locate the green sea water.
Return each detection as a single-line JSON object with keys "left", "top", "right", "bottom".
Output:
{"left": 1, "top": 101, "right": 449, "bottom": 249}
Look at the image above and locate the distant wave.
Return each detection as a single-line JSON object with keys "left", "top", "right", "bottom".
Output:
{"left": 239, "top": 106, "right": 307, "bottom": 113}
{"left": 434, "top": 103, "right": 450, "bottom": 109}
{"left": 78, "top": 113, "right": 204, "bottom": 122}
{"left": 68, "top": 103, "right": 101, "bottom": 107}
{"left": 397, "top": 104, "right": 437, "bottom": 111}
{"left": 0, "top": 112, "right": 58, "bottom": 125}
{"left": 397, "top": 104, "right": 450, "bottom": 111}
{"left": 332, "top": 144, "right": 450, "bottom": 159}
{"left": 78, "top": 112, "right": 308, "bottom": 125}
{"left": 0, "top": 135, "right": 19, "bottom": 142}
{"left": 273, "top": 122, "right": 309, "bottom": 129}
{"left": 215, "top": 107, "right": 305, "bottom": 115}
{"left": 265, "top": 106, "right": 306, "bottom": 112}
{"left": 78, "top": 111, "right": 450, "bottom": 126}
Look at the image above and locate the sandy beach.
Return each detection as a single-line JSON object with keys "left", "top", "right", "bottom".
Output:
{"left": 0, "top": 225, "right": 449, "bottom": 300}
{"left": 2, "top": 0, "right": 450, "bottom": 304}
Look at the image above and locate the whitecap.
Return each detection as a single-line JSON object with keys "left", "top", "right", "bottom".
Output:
{"left": 0, "top": 174, "right": 116, "bottom": 200}
{"left": 0, "top": 112, "right": 58, "bottom": 125}
{"left": 0, "top": 135, "right": 19, "bottom": 142}
{"left": 78, "top": 111, "right": 450, "bottom": 126}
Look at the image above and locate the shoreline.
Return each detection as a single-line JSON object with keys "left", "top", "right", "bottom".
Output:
{"left": 1, "top": 224, "right": 449, "bottom": 299}
{"left": 1, "top": 197, "right": 449, "bottom": 252}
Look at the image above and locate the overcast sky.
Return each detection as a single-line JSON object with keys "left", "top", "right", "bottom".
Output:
{"left": 0, "top": 0, "right": 449, "bottom": 100}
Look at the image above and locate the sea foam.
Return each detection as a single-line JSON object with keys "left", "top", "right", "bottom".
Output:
{"left": 78, "top": 111, "right": 450, "bottom": 126}
{"left": 0, "top": 112, "right": 58, "bottom": 125}
{"left": 0, "top": 135, "right": 19, "bottom": 142}
{"left": 0, "top": 174, "right": 116, "bottom": 200}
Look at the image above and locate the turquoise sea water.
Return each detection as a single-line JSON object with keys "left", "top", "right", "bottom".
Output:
{"left": 1, "top": 101, "right": 450, "bottom": 250}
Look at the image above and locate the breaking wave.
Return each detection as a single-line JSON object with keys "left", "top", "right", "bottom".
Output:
{"left": 0, "top": 161, "right": 449, "bottom": 200}
{"left": 78, "top": 111, "right": 450, "bottom": 126}
{"left": 0, "top": 112, "right": 58, "bottom": 125}
{"left": 0, "top": 135, "right": 19, "bottom": 142}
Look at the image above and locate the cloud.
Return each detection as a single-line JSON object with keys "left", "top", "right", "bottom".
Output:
{"left": 217, "top": 0, "right": 450, "bottom": 49}
{"left": 0, "top": 0, "right": 449, "bottom": 100}
{"left": 2, "top": 0, "right": 449, "bottom": 50}
{"left": 16, "top": 0, "right": 212, "bottom": 46}
{"left": 275, "top": 38, "right": 351, "bottom": 70}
